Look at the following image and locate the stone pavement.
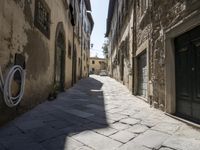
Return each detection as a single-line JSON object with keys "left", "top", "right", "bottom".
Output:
{"left": 0, "top": 75, "right": 200, "bottom": 150}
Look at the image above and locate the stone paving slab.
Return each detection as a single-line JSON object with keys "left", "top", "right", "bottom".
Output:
{"left": 127, "top": 124, "right": 149, "bottom": 134}
{"left": 151, "top": 122, "right": 180, "bottom": 135}
{"left": 120, "top": 118, "right": 140, "bottom": 125}
{"left": 0, "top": 75, "right": 200, "bottom": 150}
{"left": 86, "top": 104, "right": 105, "bottom": 111}
{"left": 0, "top": 134, "right": 44, "bottom": 150}
{"left": 73, "top": 146, "right": 94, "bottom": 150}
{"left": 159, "top": 147, "right": 174, "bottom": 150}
{"left": 109, "top": 130, "right": 137, "bottom": 143}
{"left": 163, "top": 136, "right": 200, "bottom": 150}
{"left": 128, "top": 130, "right": 170, "bottom": 149}
{"left": 41, "top": 135, "right": 84, "bottom": 150}
{"left": 107, "top": 113, "right": 127, "bottom": 121}
{"left": 0, "top": 124, "right": 22, "bottom": 137}
{"left": 94, "top": 127, "right": 118, "bottom": 136}
{"left": 72, "top": 131, "right": 122, "bottom": 150}
{"left": 110, "top": 122, "right": 130, "bottom": 130}
{"left": 0, "top": 145, "right": 4, "bottom": 150}
{"left": 14, "top": 120, "right": 45, "bottom": 131}
{"left": 56, "top": 107, "right": 94, "bottom": 118}
{"left": 119, "top": 143, "right": 151, "bottom": 150}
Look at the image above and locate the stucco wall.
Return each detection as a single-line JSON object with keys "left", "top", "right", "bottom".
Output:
{"left": 0, "top": 0, "right": 74, "bottom": 124}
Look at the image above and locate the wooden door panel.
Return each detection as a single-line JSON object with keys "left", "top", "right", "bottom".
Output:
{"left": 176, "top": 100, "right": 192, "bottom": 117}
{"left": 175, "top": 25, "right": 200, "bottom": 123}
{"left": 192, "top": 103, "right": 200, "bottom": 122}
{"left": 176, "top": 49, "right": 192, "bottom": 100}
{"left": 175, "top": 36, "right": 192, "bottom": 118}
{"left": 193, "top": 43, "right": 200, "bottom": 101}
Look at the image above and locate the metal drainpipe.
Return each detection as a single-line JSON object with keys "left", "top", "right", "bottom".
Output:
{"left": 132, "top": 0, "right": 137, "bottom": 95}
{"left": 116, "top": 0, "right": 119, "bottom": 79}
{"left": 72, "top": 0, "right": 75, "bottom": 86}
{"left": 80, "top": 0, "right": 83, "bottom": 78}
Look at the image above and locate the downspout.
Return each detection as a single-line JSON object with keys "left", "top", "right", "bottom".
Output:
{"left": 71, "top": 0, "right": 75, "bottom": 86}
{"left": 149, "top": 0, "right": 154, "bottom": 105}
{"left": 116, "top": 0, "right": 119, "bottom": 80}
{"left": 80, "top": 0, "right": 83, "bottom": 78}
{"left": 132, "top": 0, "right": 137, "bottom": 95}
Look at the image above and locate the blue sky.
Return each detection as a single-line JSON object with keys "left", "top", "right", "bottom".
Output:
{"left": 90, "top": 0, "right": 109, "bottom": 58}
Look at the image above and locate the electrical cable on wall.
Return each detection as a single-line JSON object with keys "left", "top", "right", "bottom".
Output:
{"left": 0, "top": 65, "right": 26, "bottom": 107}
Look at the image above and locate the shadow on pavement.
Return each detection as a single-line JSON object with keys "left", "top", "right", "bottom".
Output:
{"left": 0, "top": 77, "right": 109, "bottom": 150}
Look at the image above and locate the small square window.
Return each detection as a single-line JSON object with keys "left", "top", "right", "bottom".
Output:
{"left": 34, "top": 0, "right": 51, "bottom": 39}
{"left": 92, "top": 60, "right": 95, "bottom": 64}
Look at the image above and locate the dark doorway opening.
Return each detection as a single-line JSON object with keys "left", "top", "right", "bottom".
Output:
{"left": 120, "top": 54, "right": 124, "bottom": 81}
{"left": 72, "top": 46, "right": 77, "bottom": 86}
{"left": 55, "top": 22, "right": 66, "bottom": 91}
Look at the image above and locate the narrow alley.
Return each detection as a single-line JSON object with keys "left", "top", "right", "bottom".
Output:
{"left": 0, "top": 76, "right": 200, "bottom": 150}
{"left": 1, "top": 0, "right": 200, "bottom": 149}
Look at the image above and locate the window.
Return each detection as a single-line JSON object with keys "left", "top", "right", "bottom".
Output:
{"left": 92, "top": 68, "right": 95, "bottom": 71}
{"left": 99, "top": 61, "right": 102, "bottom": 64}
{"left": 92, "top": 60, "right": 95, "bottom": 64}
{"left": 34, "top": 0, "right": 51, "bottom": 39}
{"left": 68, "top": 42, "right": 72, "bottom": 58}
{"left": 69, "top": 1, "right": 76, "bottom": 26}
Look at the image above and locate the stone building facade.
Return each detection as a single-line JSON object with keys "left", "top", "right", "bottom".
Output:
{"left": 89, "top": 57, "right": 107, "bottom": 75}
{"left": 106, "top": 0, "right": 200, "bottom": 124}
{"left": 0, "top": 0, "right": 93, "bottom": 124}
{"left": 106, "top": 0, "right": 134, "bottom": 90}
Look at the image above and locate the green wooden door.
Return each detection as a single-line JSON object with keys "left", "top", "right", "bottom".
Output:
{"left": 175, "top": 25, "right": 200, "bottom": 123}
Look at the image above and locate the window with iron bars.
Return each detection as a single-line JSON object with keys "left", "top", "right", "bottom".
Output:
{"left": 34, "top": 0, "right": 51, "bottom": 39}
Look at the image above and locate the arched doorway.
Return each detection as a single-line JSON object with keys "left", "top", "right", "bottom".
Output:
{"left": 54, "top": 22, "right": 66, "bottom": 91}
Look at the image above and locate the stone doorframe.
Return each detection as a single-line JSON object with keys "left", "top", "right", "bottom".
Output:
{"left": 165, "top": 12, "right": 200, "bottom": 114}
{"left": 134, "top": 40, "right": 150, "bottom": 102}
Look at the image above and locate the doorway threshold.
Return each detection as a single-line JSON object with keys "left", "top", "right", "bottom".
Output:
{"left": 165, "top": 113, "right": 200, "bottom": 129}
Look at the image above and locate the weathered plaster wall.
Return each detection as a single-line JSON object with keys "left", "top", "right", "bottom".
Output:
{"left": 108, "top": 1, "right": 134, "bottom": 91}
{"left": 0, "top": 0, "right": 74, "bottom": 125}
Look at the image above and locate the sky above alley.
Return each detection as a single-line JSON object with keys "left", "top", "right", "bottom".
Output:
{"left": 90, "top": 0, "right": 109, "bottom": 58}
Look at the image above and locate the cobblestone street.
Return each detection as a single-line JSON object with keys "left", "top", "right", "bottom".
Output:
{"left": 0, "top": 75, "right": 200, "bottom": 150}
